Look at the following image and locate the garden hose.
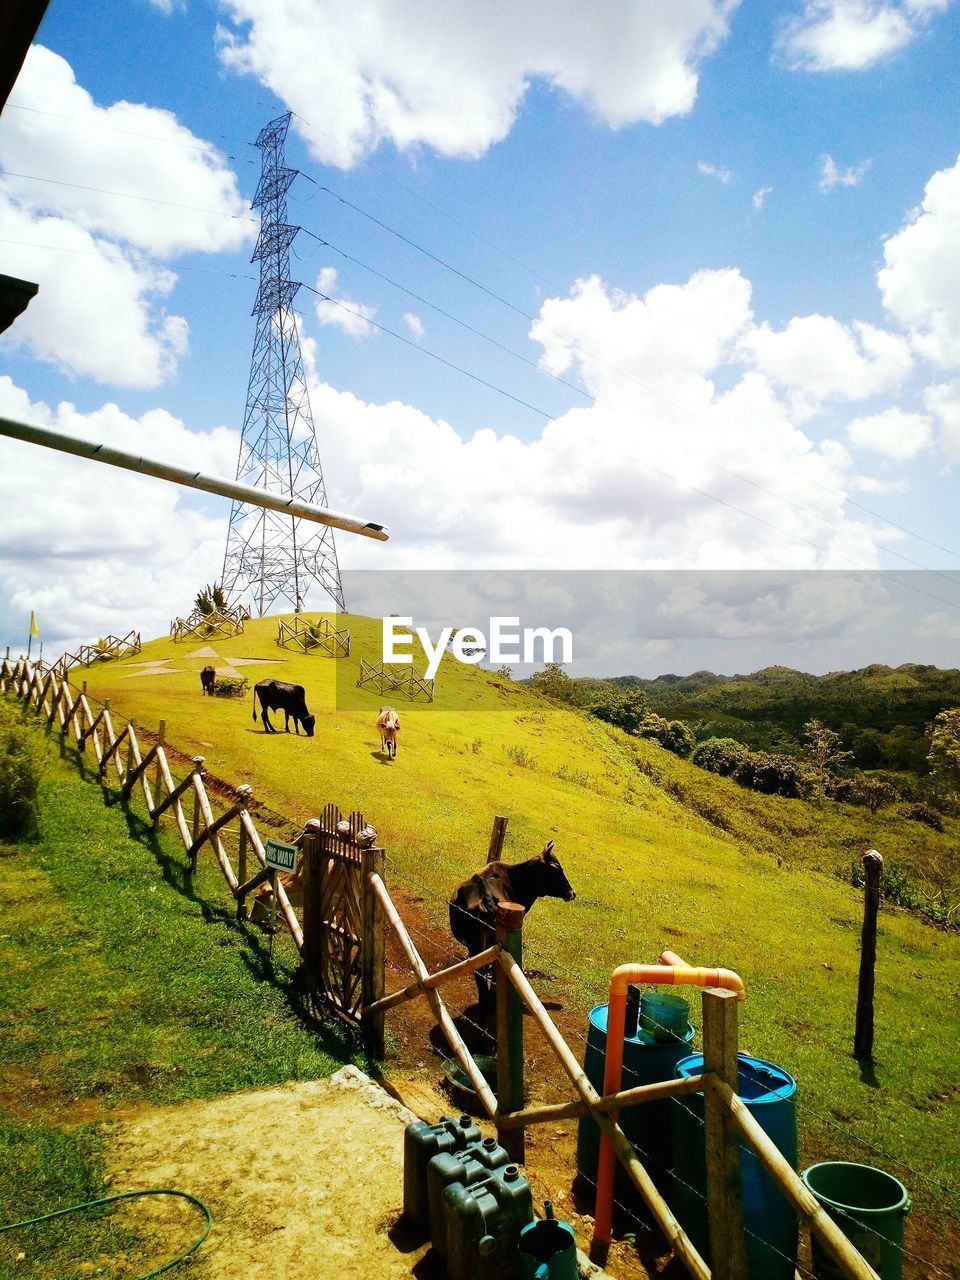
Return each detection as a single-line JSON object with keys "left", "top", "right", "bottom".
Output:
{"left": 0, "top": 1187, "right": 212, "bottom": 1280}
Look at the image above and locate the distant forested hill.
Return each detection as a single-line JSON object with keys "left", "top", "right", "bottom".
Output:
{"left": 604, "top": 664, "right": 960, "bottom": 770}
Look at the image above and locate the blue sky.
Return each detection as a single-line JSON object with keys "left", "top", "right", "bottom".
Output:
{"left": 2, "top": 0, "right": 960, "bottom": 667}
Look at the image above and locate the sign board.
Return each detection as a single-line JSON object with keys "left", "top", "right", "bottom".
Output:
{"left": 265, "top": 838, "right": 298, "bottom": 873}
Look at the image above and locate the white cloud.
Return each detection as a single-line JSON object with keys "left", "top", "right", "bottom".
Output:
{"left": 2, "top": 46, "right": 251, "bottom": 256}
{"left": 917, "top": 610, "right": 960, "bottom": 640}
{"left": 403, "top": 313, "right": 424, "bottom": 340}
{"left": 744, "top": 314, "right": 913, "bottom": 403}
{"left": 923, "top": 380, "right": 960, "bottom": 460}
{"left": 879, "top": 153, "right": 960, "bottom": 366}
{"left": 752, "top": 186, "right": 772, "bottom": 209}
{"left": 819, "top": 153, "right": 871, "bottom": 191}
{"left": 217, "top": 0, "right": 740, "bottom": 168}
{"left": 0, "top": 377, "right": 237, "bottom": 649}
{"left": 849, "top": 474, "right": 908, "bottom": 492}
{"left": 846, "top": 407, "right": 933, "bottom": 460}
{"left": 313, "top": 266, "right": 377, "bottom": 338}
{"left": 777, "top": 0, "right": 949, "bottom": 72}
{"left": 698, "top": 161, "right": 732, "bottom": 183}
{"left": 0, "top": 46, "right": 251, "bottom": 387}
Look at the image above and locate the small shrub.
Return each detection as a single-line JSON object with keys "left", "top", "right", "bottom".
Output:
{"left": 0, "top": 706, "right": 44, "bottom": 839}
{"left": 733, "top": 750, "right": 813, "bottom": 799}
{"left": 213, "top": 676, "right": 249, "bottom": 698}
{"left": 557, "top": 763, "right": 591, "bottom": 787}
{"left": 847, "top": 774, "right": 897, "bottom": 813}
{"left": 692, "top": 737, "right": 748, "bottom": 776}
{"left": 898, "top": 802, "right": 944, "bottom": 831}
{"left": 506, "top": 744, "right": 536, "bottom": 768}
{"left": 638, "top": 713, "right": 696, "bottom": 758}
{"left": 471, "top": 738, "right": 482, "bottom": 754}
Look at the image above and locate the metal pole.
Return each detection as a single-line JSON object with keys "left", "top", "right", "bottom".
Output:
{"left": 0, "top": 416, "right": 389, "bottom": 541}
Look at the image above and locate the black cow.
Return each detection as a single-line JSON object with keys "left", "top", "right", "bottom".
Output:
{"left": 200, "top": 665, "right": 216, "bottom": 696}
{"left": 449, "top": 841, "right": 575, "bottom": 1016}
{"left": 252, "top": 679, "right": 316, "bottom": 737}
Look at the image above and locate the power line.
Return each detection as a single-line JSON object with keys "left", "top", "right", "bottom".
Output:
{"left": 0, "top": 168, "right": 256, "bottom": 223}
{"left": 0, "top": 235, "right": 256, "bottom": 282}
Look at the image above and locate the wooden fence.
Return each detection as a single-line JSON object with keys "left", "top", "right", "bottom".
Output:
{"left": 0, "top": 654, "right": 385, "bottom": 1054}
{"left": 1, "top": 659, "right": 881, "bottom": 1280}
{"left": 58, "top": 629, "right": 141, "bottom": 670}
{"left": 357, "top": 656, "right": 435, "bottom": 702}
{"left": 276, "top": 615, "right": 350, "bottom": 657}
{"left": 170, "top": 604, "right": 248, "bottom": 642}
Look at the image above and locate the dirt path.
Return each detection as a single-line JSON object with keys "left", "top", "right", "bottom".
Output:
{"left": 107, "top": 1068, "right": 432, "bottom": 1280}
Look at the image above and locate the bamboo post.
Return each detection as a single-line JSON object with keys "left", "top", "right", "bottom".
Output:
{"left": 237, "top": 781, "right": 249, "bottom": 899}
{"left": 190, "top": 756, "right": 204, "bottom": 870}
{"left": 488, "top": 814, "right": 508, "bottom": 862}
{"left": 360, "top": 845, "right": 386, "bottom": 1059}
{"left": 702, "top": 988, "right": 748, "bottom": 1280}
{"left": 154, "top": 721, "right": 166, "bottom": 829}
{"left": 124, "top": 718, "right": 136, "bottom": 789}
{"left": 855, "top": 849, "right": 883, "bottom": 1062}
{"left": 495, "top": 901, "right": 525, "bottom": 1163}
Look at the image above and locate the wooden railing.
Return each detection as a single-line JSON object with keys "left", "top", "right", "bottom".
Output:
{"left": 357, "top": 656, "right": 435, "bottom": 702}
{"left": 170, "top": 604, "right": 248, "bottom": 642}
{"left": 276, "top": 614, "right": 350, "bottom": 657}
{"left": 58, "top": 629, "right": 141, "bottom": 669}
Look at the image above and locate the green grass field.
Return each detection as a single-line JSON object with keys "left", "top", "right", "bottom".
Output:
{"left": 52, "top": 615, "right": 960, "bottom": 1251}
{"left": 0, "top": 705, "right": 356, "bottom": 1279}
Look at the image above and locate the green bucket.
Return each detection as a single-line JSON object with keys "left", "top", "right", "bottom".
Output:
{"left": 801, "top": 1163, "right": 910, "bottom": 1280}
{"left": 639, "top": 990, "right": 690, "bottom": 1041}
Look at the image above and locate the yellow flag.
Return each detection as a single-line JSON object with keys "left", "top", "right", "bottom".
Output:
{"left": 29, "top": 611, "right": 39, "bottom": 637}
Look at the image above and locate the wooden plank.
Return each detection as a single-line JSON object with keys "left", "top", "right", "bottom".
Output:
{"left": 239, "top": 809, "right": 302, "bottom": 948}
{"left": 497, "top": 1073, "right": 710, "bottom": 1129}
{"left": 703, "top": 988, "right": 748, "bottom": 1280}
{"left": 487, "top": 815, "right": 508, "bottom": 862}
{"left": 360, "top": 846, "right": 386, "bottom": 1057}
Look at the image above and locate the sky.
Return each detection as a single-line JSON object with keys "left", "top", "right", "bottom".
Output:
{"left": 2, "top": 0, "right": 960, "bottom": 674}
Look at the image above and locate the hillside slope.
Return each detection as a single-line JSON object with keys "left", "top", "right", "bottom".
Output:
{"left": 80, "top": 614, "right": 960, "bottom": 1240}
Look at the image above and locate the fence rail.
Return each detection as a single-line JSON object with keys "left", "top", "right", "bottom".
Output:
{"left": 58, "top": 629, "right": 141, "bottom": 670}
{"left": 357, "top": 656, "right": 435, "bottom": 702}
{"left": 276, "top": 614, "right": 350, "bottom": 657}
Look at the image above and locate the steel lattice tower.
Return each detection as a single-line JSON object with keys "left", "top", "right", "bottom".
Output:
{"left": 222, "top": 112, "right": 344, "bottom": 615}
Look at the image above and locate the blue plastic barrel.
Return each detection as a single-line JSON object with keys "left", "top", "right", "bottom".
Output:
{"left": 576, "top": 1003, "right": 696, "bottom": 1214}
{"left": 671, "top": 1053, "right": 798, "bottom": 1280}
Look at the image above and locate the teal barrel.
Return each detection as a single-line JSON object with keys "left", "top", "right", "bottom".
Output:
{"left": 403, "top": 1115, "right": 482, "bottom": 1231}
{"left": 443, "top": 1163, "right": 535, "bottom": 1280}
{"left": 801, "top": 1163, "right": 910, "bottom": 1280}
{"left": 428, "top": 1136, "right": 511, "bottom": 1255}
{"left": 671, "top": 1053, "right": 798, "bottom": 1280}
{"left": 576, "top": 1001, "right": 696, "bottom": 1212}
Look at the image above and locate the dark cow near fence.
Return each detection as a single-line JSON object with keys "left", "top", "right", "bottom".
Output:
{"left": 252, "top": 679, "right": 316, "bottom": 737}
{"left": 200, "top": 666, "right": 216, "bottom": 696}
{"left": 449, "top": 841, "right": 576, "bottom": 1016}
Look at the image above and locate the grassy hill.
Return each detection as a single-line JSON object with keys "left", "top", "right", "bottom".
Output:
{"left": 78, "top": 614, "right": 960, "bottom": 1246}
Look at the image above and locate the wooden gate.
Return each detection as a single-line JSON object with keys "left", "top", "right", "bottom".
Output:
{"left": 300, "top": 804, "right": 385, "bottom": 1055}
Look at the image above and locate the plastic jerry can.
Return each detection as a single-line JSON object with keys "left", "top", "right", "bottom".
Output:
{"left": 403, "top": 1115, "right": 482, "bottom": 1231}
{"left": 428, "top": 1136, "right": 511, "bottom": 1255}
{"left": 442, "top": 1164, "right": 535, "bottom": 1280}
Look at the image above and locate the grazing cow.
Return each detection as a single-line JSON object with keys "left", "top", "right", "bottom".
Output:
{"left": 376, "top": 705, "right": 400, "bottom": 758}
{"left": 200, "top": 665, "right": 216, "bottom": 696}
{"left": 449, "top": 841, "right": 575, "bottom": 1016}
{"left": 252, "top": 679, "right": 315, "bottom": 737}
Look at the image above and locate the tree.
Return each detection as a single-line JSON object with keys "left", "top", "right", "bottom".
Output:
{"left": 692, "top": 737, "right": 748, "bottom": 776}
{"left": 638, "top": 713, "right": 696, "bottom": 758}
{"left": 587, "top": 686, "right": 648, "bottom": 735}
{"left": 802, "top": 719, "right": 854, "bottom": 792}
{"left": 195, "top": 583, "right": 227, "bottom": 616}
{"left": 848, "top": 774, "right": 896, "bottom": 814}
{"left": 529, "top": 663, "right": 577, "bottom": 703}
{"left": 927, "top": 708, "right": 960, "bottom": 795}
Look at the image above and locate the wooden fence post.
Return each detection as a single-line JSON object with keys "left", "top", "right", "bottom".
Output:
{"left": 300, "top": 819, "right": 324, "bottom": 996}
{"left": 702, "top": 988, "right": 748, "bottom": 1280}
{"left": 153, "top": 720, "right": 166, "bottom": 829}
{"left": 495, "top": 901, "right": 526, "bottom": 1163}
{"left": 190, "top": 756, "right": 205, "bottom": 870}
{"left": 236, "top": 780, "right": 249, "bottom": 892}
{"left": 855, "top": 849, "right": 883, "bottom": 1062}
{"left": 360, "top": 844, "right": 386, "bottom": 1059}
{"left": 488, "top": 814, "right": 508, "bottom": 862}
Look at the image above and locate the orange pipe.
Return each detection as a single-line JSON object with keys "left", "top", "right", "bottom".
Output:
{"left": 593, "top": 962, "right": 745, "bottom": 1248}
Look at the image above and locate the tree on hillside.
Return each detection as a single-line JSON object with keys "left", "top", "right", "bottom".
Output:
{"left": 927, "top": 708, "right": 960, "bottom": 795}
{"left": 802, "top": 719, "right": 854, "bottom": 793}
{"left": 638, "top": 712, "right": 696, "bottom": 758}
{"left": 195, "top": 583, "right": 227, "bottom": 616}
{"left": 529, "top": 663, "right": 577, "bottom": 703}
{"left": 587, "top": 686, "right": 648, "bottom": 734}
